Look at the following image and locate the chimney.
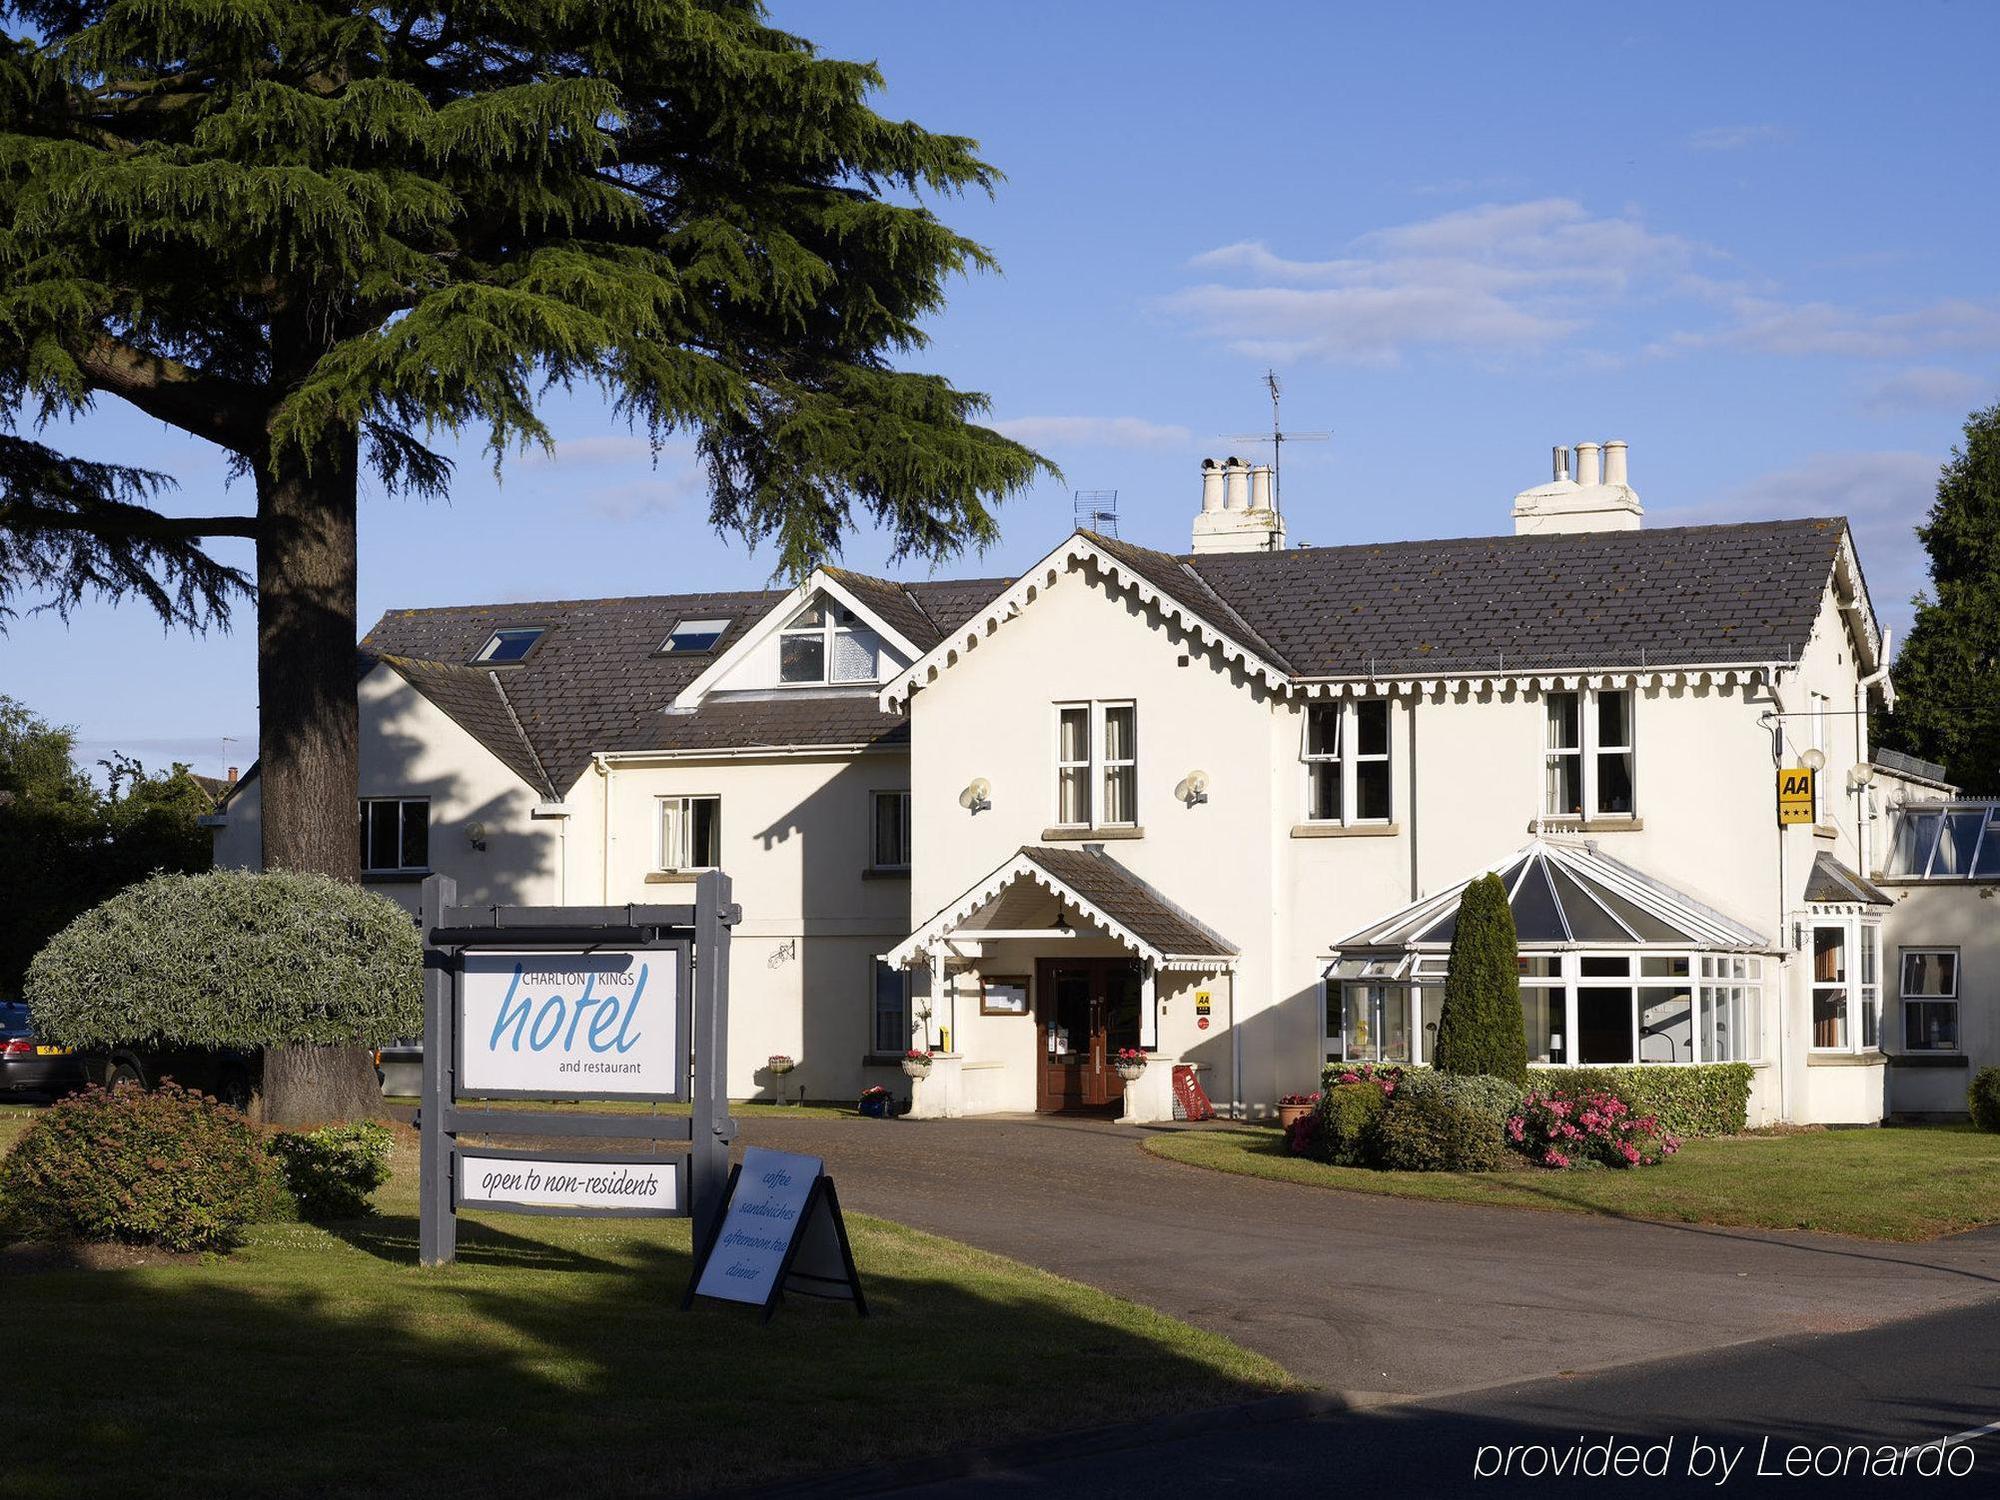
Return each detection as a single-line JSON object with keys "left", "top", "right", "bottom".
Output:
{"left": 226, "top": 766, "right": 239, "bottom": 784}
{"left": 1512, "top": 439, "right": 1642, "bottom": 535}
{"left": 1192, "top": 456, "right": 1287, "bottom": 554}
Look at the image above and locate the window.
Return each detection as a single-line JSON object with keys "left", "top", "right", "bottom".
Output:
{"left": 778, "top": 599, "right": 879, "bottom": 685}
{"left": 1698, "top": 955, "right": 1760, "bottom": 1063}
{"left": 871, "top": 790, "right": 911, "bottom": 870}
{"left": 472, "top": 627, "right": 544, "bottom": 664}
{"left": 359, "top": 797, "right": 428, "bottom": 873}
{"left": 1053, "top": 701, "right": 1138, "bottom": 828}
{"left": 1810, "top": 916, "right": 1881, "bottom": 1052}
{"left": 1300, "top": 700, "right": 1392, "bottom": 824}
{"left": 1338, "top": 983, "right": 1411, "bottom": 1063}
{"left": 1519, "top": 954, "right": 1565, "bottom": 1064}
{"left": 1811, "top": 924, "right": 1848, "bottom": 1048}
{"left": 1901, "top": 948, "right": 1960, "bottom": 1052}
{"left": 873, "top": 961, "right": 911, "bottom": 1054}
{"left": 657, "top": 795, "right": 720, "bottom": 872}
{"left": 1544, "top": 689, "right": 1635, "bottom": 819}
{"left": 660, "top": 618, "right": 730, "bottom": 654}
{"left": 1884, "top": 804, "right": 2000, "bottom": 879}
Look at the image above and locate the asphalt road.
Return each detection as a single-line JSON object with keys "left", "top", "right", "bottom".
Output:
{"left": 735, "top": 1114, "right": 2000, "bottom": 1401}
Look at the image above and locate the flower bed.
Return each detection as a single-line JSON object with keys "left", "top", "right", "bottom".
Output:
{"left": 1508, "top": 1087, "right": 1678, "bottom": 1170}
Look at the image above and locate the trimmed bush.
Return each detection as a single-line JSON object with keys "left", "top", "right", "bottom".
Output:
{"left": 1372, "top": 1072, "right": 1522, "bottom": 1173}
{"left": 0, "top": 1084, "right": 276, "bottom": 1251}
{"left": 1431, "top": 874, "right": 1528, "bottom": 1086}
{"left": 268, "top": 1122, "right": 394, "bottom": 1220}
{"left": 1970, "top": 1068, "right": 2000, "bottom": 1133}
{"left": 1315, "top": 1082, "right": 1389, "bottom": 1165}
{"left": 1542, "top": 1064, "right": 1754, "bottom": 1138}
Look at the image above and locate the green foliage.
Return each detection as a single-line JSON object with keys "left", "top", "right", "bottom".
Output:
{"left": 1431, "top": 874, "right": 1529, "bottom": 1086}
{"left": 0, "top": 696, "right": 212, "bottom": 991}
{"left": 1372, "top": 1071, "right": 1522, "bottom": 1173}
{"left": 24, "top": 868, "right": 421, "bottom": 1050}
{"left": 1547, "top": 1064, "right": 1754, "bottom": 1138}
{"left": 268, "top": 1121, "right": 393, "bottom": 1220}
{"left": 0, "top": 1083, "right": 276, "bottom": 1251}
{"left": 1970, "top": 1067, "right": 2000, "bottom": 1133}
{"left": 1873, "top": 401, "right": 2000, "bottom": 793}
{"left": 1314, "top": 1082, "right": 1388, "bottom": 1166}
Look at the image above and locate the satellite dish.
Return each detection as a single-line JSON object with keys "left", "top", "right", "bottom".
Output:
{"left": 959, "top": 778, "right": 992, "bottom": 812}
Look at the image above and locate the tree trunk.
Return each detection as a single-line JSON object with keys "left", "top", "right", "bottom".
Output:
{"left": 255, "top": 435, "right": 380, "bottom": 1121}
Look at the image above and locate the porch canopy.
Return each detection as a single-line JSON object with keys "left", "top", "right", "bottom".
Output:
{"left": 886, "top": 845, "right": 1238, "bottom": 973}
{"left": 1326, "top": 839, "right": 1770, "bottom": 1069}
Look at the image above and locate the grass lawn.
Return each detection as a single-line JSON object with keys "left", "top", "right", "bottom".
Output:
{"left": 1146, "top": 1124, "right": 2000, "bottom": 1242}
{"left": 0, "top": 1122, "right": 1288, "bottom": 1498}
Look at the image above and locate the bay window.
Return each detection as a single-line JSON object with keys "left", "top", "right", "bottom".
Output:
{"left": 1810, "top": 916, "right": 1882, "bottom": 1053}
{"left": 1053, "top": 701, "right": 1137, "bottom": 828}
{"left": 1900, "top": 948, "right": 1960, "bottom": 1052}
{"left": 1301, "top": 699, "right": 1392, "bottom": 824}
{"left": 1544, "top": 688, "right": 1635, "bottom": 819}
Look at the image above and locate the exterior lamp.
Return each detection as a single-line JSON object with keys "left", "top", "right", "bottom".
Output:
{"left": 1801, "top": 748, "right": 1826, "bottom": 772}
{"left": 1174, "top": 770, "right": 1210, "bottom": 806}
{"left": 465, "top": 820, "right": 488, "bottom": 852}
{"left": 1053, "top": 908, "right": 1073, "bottom": 935}
{"left": 958, "top": 777, "right": 992, "bottom": 814}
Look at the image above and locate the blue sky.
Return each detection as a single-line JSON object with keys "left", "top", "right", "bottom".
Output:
{"left": 6, "top": 0, "right": 1996, "bottom": 778}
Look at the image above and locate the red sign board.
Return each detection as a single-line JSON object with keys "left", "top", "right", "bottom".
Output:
{"left": 1171, "top": 1064, "right": 1215, "bottom": 1122}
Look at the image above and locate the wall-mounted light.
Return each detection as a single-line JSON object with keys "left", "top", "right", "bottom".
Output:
{"left": 1801, "top": 748, "right": 1827, "bottom": 772}
{"left": 959, "top": 777, "right": 992, "bottom": 814}
{"left": 1846, "top": 764, "right": 1875, "bottom": 792}
{"left": 465, "top": 820, "right": 488, "bottom": 852}
{"left": 1173, "top": 770, "right": 1210, "bottom": 807}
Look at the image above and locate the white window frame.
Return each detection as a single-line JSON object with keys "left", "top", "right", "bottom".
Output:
{"left": 359, "top": 796, "right": 430, "bottom": 874}
{"left": 1898, "top": 946, "right": 1961, "bottom": 1053}
{"left": 1808, "top": 915, "right": 1882, "bottom": 1054}
{"left": 871, "top": 789, "right": 912, "bottom": 871}
{"left": 1052, "top": 700, "right": 1138, "bottom": 829}
{"left": 777, "top": 598, "right": 877, "bottom": 687}
{"left": 1544, "top": 688, "right": 1636, "bottom": 820}
{"left": 1300, "top": 699, "right": 1392, "bottom": 825}
{"left": 656, "top": 794, "right": 721, "bottom": 873}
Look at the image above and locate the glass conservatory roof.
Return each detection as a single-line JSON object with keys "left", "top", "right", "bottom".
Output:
{"left": 1335, "top": 840, "right": 1769, "bottom": 954}
{"left": 1883, "top": 802, "right": 2000, "bottom": 880}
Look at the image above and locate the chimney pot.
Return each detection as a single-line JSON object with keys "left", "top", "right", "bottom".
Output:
{"left": 1199, "top": 458, "right": 1225, "bottom": 513}
{"left": 1249, "top": 464, "right": 1273, "bottom": 512}
{"left": 1223, "top": 459, "right": 1251, "bottom": 511}
{"left": 1552, "top": 445, "right": 1571, "bottom": 484}
{"left": 226, "top": 766, "right": 238, "bottom": 783}
{"left": 1602, "top": 439, "right": 1628, "bottom": 488}
{"left": 1574, "top": 441, "right": 1602, "bottom": 487}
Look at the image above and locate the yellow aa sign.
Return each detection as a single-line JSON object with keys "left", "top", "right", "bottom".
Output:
{"left": 1777, "top": 767, "right": 1817, "bottom": 826}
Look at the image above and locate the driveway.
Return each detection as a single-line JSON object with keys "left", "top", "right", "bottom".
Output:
{"left": 733, "top": 1114, "right": 2000, "bottom": 1400}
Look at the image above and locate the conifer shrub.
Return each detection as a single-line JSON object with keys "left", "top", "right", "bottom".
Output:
{"left": 1970, "top": 1068, "right": 2000, "bottom": 1133}
{"left": 1431, "top": 874, "right": 1528, "bottom": 1086}
{"left": 0, "top": 1084, "right": 276, "bottom": 1251}
{"left": 268, "top": 1122, "right": 395, "bottom": 1220}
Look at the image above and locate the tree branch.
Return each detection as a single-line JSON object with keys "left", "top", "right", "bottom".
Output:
{"left": 78, "top": 336, "right": 265, "bottom": 453}
{"left": 0, "top": 501, "right": 260, "bottom": 541}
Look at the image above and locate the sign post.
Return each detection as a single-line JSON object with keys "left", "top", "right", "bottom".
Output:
{"left": 418, "top": 872, "right": 738, "bottom": 1266}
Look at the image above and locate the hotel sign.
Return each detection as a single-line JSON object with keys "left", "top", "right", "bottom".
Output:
{"left": 1776, "top": 767, "right": 1817, "bottom": 826}
{"left": 457, "top": 948, "right": 687, "bottom": 1101}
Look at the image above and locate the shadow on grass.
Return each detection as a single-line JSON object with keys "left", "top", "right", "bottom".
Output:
{"left": 0, "top": 1206, "right": 1282, "bottom": 1500}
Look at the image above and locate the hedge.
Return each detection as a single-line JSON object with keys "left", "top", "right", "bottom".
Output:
{"left": 1315, "top": 1082, "right": 1388, "bottom": 1165}
{"left": 1971, "top": 1068, "right": 2000, "bottom": 1133}
{"left": 1372, "top": 1072, "right": 1522, "bottom": 1173}
{"left": 1533, "top": 1063, "right": 1754, "bottom": 1138}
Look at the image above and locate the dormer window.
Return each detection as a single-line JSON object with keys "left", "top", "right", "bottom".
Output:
{"left": 778, "top": 599, "right": 877, "bottom": 685}
{"left": 661, "top": 618, "right": 731, "bottom": 655}
{"left": 472, "top": 627, "right": 544, "bottom": 665}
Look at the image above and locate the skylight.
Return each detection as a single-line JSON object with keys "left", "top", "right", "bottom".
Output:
{"left": 661, "top": 618, "right": 731, "bottom": 655}
{"left": 472, "top": 627, "right": 545, "bottom": 665}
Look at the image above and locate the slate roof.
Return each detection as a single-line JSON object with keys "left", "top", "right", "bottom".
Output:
{"left": 1803, "top": 851, "right": 1895, "bottom": 907}
{"left": 1019, "top": 846, "right": 1239, "bottom": 960}
{"left": 1095, "top": 518, "right": 1849, "bottom": 678}
{"left": 360, "top": 577, "right": 1007, "bottom": 796}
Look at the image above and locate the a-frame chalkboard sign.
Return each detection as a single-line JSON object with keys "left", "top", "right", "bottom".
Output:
{"left": 683, "top": 1146, "right": 866, "bottom": 1320}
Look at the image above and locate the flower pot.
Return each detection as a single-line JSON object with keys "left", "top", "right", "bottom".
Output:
{"left": 858, "top": 1095, "right": 891, "bottom": 1119}
{"left": 1114, "top": 1063, "right": 1147, "bottom": 1083}
{"left": 1277, "top": 1102, "right": 1315, "bottom": 1130}
{"left": 901, "top": 1061, "right": 932, "bottom": 1080}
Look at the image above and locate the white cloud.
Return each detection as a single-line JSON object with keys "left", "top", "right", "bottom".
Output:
{"left": 1688, "top": 123, "right": 1794, "bottom": 152}
{"left": 1657, "top": 297, "right": 2000, "bottom": 361}
{"left": 1170, "top": 199, "right": 1706, "bottom": 364}
{"left": 1862, "top": 367, "right": 1990, "bottom": 416}
{"left": 518, "top": 433, "right": 662, "bottom": 468}
{"left": 991, "top": 415, "right": 1193, "bottom": 450}
{"left": 1652, "top": 450, "right": 1936, "bottom": 636}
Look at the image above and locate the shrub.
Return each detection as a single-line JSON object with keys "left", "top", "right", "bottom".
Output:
{"left": 1970, "top": 1068, "right": 2000, "bottom": 1133}
{"left": 268, "top": 1122, "right": 394, "bottom": 1220}
{"left": 1509, "top": 1086, "right": 1679, "bottom": 1169}
{"left": 0, "top": 1084, "right": 276, "bottom": 1251}
{"left": 1543, "top": 1064, "right": 1754, "bottom": 1138}
{"left": 1431, "top": 874, "right": 1528, "bottom": 1086}
{"left": 1320, "top": 1061, "right": 1411, "bottom": 1096}
{"left": 1372, "top": 1072, "right": 1521, "bottom": 1173}
{"left": 1315, "top": 1083, "right": 1389, "bottom": 1165}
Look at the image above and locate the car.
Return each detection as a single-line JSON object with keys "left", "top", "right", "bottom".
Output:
{"left": 0, "top": 1001, "right": 89, "bottom": 1099}
{"left": 80, "top": 1044, "right": 257, "bottom": 1110}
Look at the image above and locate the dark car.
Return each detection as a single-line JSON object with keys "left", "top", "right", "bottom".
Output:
{"left": 82, "top": 1044, "right": 257, "bottom": 1109}
{"left": 0, "top": 1001, "right": 89, "bottom": 1099}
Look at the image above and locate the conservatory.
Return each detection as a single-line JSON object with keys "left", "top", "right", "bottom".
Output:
{"left": 1325, "top": 839, "right": 1770, "bottom": 1070}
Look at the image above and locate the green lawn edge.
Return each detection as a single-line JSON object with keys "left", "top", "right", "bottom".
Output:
{"left": 1145, "top": 1123, "right": 2000, "bottom": 1243}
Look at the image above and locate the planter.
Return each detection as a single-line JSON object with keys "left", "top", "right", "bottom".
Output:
{"left": 901, "top": 1060, "right": 933, "bottom": 1080}
{"left": 858, "top": 1095, "right": 892, "bottom": 1119}
{"left": 1113, "top": 1063, "right": 1148, "bottom": 1083}
{"left": 1277, "top": 1102, "right": 1315, "bottom": 1131}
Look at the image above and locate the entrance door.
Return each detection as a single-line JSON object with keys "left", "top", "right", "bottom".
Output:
{"left": 1035, "top": 959, "right": 1144, "bottom": 1113}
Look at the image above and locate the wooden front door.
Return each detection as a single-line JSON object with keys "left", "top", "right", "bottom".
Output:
{"left": 1035, "top": 958, "right": 1144, "bottom": 1113}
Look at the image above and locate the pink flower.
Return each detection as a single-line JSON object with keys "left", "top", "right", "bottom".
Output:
{"left": 1542, "top": 1148, "right": 1570, "bottom": 1169}
{"left": 1507, "top": 1117, "right": 1525, "bottom": 1142}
